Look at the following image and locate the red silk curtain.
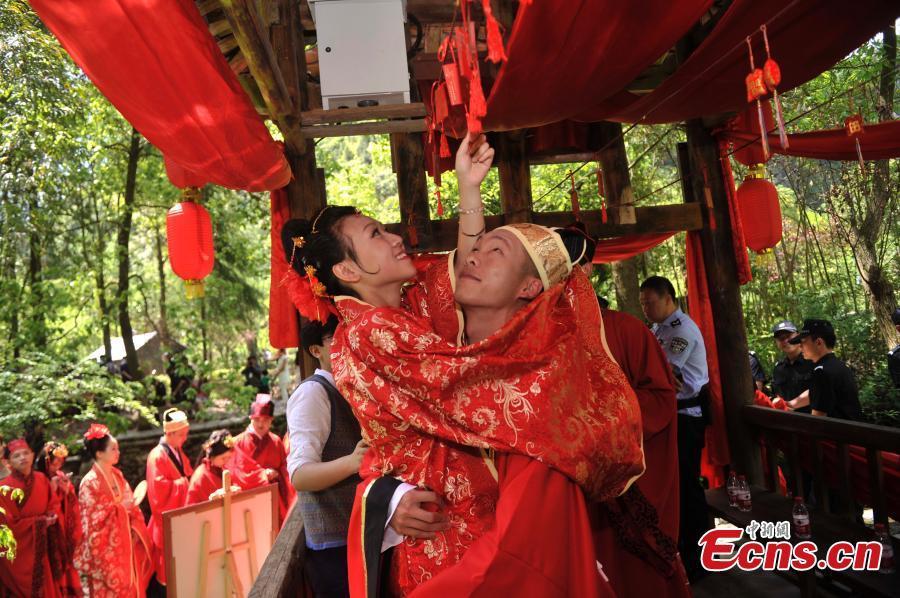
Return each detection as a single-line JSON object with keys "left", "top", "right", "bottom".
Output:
{"left": 269, "top": 189, "right": 297, "bottom": 348}
{"left": 483, "top": 0, "right": 714, "bottom": 131}
{"left": 29, "top": 0, "right": 290, "bottom": 191}
{"left": 592, "top": 232, "right": 674, "bottom": 264}
{"left": 723, "top": 119, "right": 900, "bottom": 162}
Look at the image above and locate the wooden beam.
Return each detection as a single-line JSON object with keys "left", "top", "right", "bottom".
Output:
{"left": 528, "top": 152, "right": 599, "bottom": 166}
{"left": 302, "top": 119, "right": 427, "bottom": 138}
{"left": 391, "top": 133, "right": 433, "bottom": 248}
{"left": 496, "top": 130, "right": 532, "bottom": 223}
{"left": 385, "top": 203, "right": 703, "bottom": 251}
{"left": 301, "top": 103, "right": 427, "bottom": 126}
{"left": 220, "top": 0, "right": 305, "bottom": 153}
{"left": 680, "top": 129, "right": 762, "bottom": 485}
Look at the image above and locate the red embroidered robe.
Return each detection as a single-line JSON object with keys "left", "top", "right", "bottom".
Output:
{"left": 76, "top": 463, "right": 153, "bottom": 598}
{"left": 336, "top": 258, "right": 644, "bottom": 596}
{"left": 48, "top": 470, "right": 82, "bottom": 597}
{"left": 0, "top": 471, "right": 63, "bottom": 598}
{"left": 186, "top": 460, "right": 225, "bottom": 506}
{"left": 594, "top": 309, "right": 690, "bottom": 598}
{"left": 145, "top": 442, "right": 192, "bottom": 585}
{"left": 231, "top": 428, "right": 295, "bottom": 523}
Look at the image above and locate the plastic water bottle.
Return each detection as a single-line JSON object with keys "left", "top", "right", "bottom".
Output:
{"left": 875, "top": 523, "right": 895, "bottom": 574}
{"left": 792, "top": 496, "right": 811, "bottom": 539}
{"left": 737, "top": 475, "right": 752, "bottom": 512}
{"left": 727, "top": 471, "right": 739, "bottom": 508}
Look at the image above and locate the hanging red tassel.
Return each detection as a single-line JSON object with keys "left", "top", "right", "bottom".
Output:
{"left": 435, "top": 187, "right": 444, "bottom": 217}
{"left": 597, "top": 166, "right": 607, "bottom": 223}
{"left": 844, "top": 112, "right": 866, "bottom": 174}
{"left": 761, "top": 25, "right": 789, "bottom": 150}
{"left": 407, "top": 211, "right": 419, "bottom": 248}
{"left": 439, "top": 133, "right": 451, "bottom": 158}
{"left": 745, "top": 37, "right": 770, "bottom": 161}
{"left": 568, "top": 170, "right": 581, "bottom": 221}
{"left": 481, "top": 0, "right": 508, "bottom": 63}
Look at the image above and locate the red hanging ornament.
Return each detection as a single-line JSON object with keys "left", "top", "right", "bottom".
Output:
{"left": 732, "top": 100, "right": 775, "bottom": 166}
{"left": 439, "top": 132, "right": 451, "bottom": 158}
{"left": 407, "top": 211, "right": 419, "bottom": 248}
{"left": 761, "top": 25, "right": 789, "bottom": 150}
{"left": 481, "top": 0, "right": 508, "bottom": 63}
{"left": 443, "top": 63, "right": 464, "bottom": 106}
{"left": 844, "top": 101, "right": 866, "bottom": 174}
{"left": 597, "top": 166, "right": 607, "bottom": 224}
{"left": 745, "top": 37, "right": 770, "bottom": 162}
{"left": 737, "top": 171, "right": 782, "bottom": 254}
{"left": 167, "top": 187, "right": 214, "bottom": 299}
{"left": 568, "top": 170, "right": 581, "bottom": 221}
{"left": 435, "top": 187, "right": 444, "bottom": 217}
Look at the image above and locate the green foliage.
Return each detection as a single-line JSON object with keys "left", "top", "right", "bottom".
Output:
{"left": 0, "top": 352, "right": 156, "bottom": 442}
{"left": 0, "top": 484, "right": 23, "bottom": 561}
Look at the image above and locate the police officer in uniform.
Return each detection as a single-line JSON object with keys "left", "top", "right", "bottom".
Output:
{"left": 770, "top": 320, "right": 814, "bottom": 412}
{"left": 639, "top": 275, "right": 709, "bottom": 581}
{"left": 888, "top": 308, "right": 900, "bottom": 389}
{"left": 748, "top": 351, "right": 767, "bottom": 393}
{"left": 790, "top": 319, "right": 862, "bottom": 421}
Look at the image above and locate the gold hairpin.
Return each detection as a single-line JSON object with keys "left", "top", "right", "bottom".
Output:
{"left": 311, "top": 207, "right": 328, "bottom": 234}
{"left": 304, "top": 265, "right": 327, "bottom": 297}
{"left": 293, "top": 236, "right": 305, "bottom": 248}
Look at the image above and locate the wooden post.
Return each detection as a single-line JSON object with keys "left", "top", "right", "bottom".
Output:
{"left": 596, "top": 121, "right": 642, "bottom": 319}
{"left": 679, "top": 125, "right": 763, "bottom": 485}
{"left": 391, "top": 133, "right": 433, "bottom": 248}
{"left": 496, "top": 130, "right": 533, "bottom": 224}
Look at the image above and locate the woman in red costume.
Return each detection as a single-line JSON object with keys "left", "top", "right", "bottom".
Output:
{"left": 186, "top": 429, "right": 237, "bottom": 505}
{"left": 280, "top": 134, "right": 643, "bottom": 596}
{"left": 76, "top": 424, "right": 153, "bottom": 597}
{"left": 0, "top": 438, "right": 63, "bottom": 598}
{"left": 35, "top": 441, "right": 82, "bottom": 597}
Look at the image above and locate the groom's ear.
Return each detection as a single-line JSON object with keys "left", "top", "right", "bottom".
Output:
{"left": 518, "top": 277, "right": 543, "bottom": 301}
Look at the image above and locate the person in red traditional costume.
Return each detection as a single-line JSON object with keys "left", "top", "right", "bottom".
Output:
{"left": 76, "top": 424, "right": 153, "bottom": 597}
{"left": 231, "top": 394, "right": 295, "bottom": 524}
{"left": 186, "top": 429, "right": 238, "bottom": 505}
{"left": 144, "top": 407, "right": 192, "bottom": 592}
{"left": 0, "top": 438, "right": 64, "bottom": 598}
{"left": 279, "top": 136, "right": 644, "bottom": 596}
{"left": 35, "top": 441, "right": 82, "bottom": 597}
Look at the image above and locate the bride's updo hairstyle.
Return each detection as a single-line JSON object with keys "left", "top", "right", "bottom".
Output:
{"left": 280, "top": 206, "right": 360, "bottom": 298}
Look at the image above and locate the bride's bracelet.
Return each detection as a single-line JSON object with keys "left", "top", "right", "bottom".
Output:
{"left": 458, "top": 205, "right": 484, "bottom": 216}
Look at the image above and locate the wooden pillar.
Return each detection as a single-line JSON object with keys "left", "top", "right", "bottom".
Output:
{"left": 596, "top": 121, "right": 642, "bottom": 319}
{"left": 496, "top": 130, "right": 533, "bottom": 223}
{"left": 274, "top": 0, "right": 325, "bottom": 378}
{"left": 390, "top": 133, "right": 433, "bottom": 248}
{"left": 680, "top": 125, "right": 762, "bottom": 484}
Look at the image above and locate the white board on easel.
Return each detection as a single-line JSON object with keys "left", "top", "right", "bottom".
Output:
{"left": 163, "top": 472, "right": 278, "bottom": 598}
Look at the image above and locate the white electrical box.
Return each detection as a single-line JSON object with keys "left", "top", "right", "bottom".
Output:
{"left": 309, "top": 0, "right": 411, "bottom": 110}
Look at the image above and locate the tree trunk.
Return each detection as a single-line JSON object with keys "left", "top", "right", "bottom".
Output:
{"left": 596, "top": 121, "right": 642, "bottom": 319}
{"left": 116, "top": 128, "right": 142, "bottom": 379}
{"left": 856, "top": 26, "right": 897, "bottom": 348}
{"left": 27, "top": 216, "right": 48, "bottom": 349}
{"left": 155, "top": 225, "right": 170, "bottom": 345}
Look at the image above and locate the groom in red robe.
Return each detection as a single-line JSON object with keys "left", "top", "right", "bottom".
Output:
{"left": 0, "top": 438, "right": 63, "bottom": 598}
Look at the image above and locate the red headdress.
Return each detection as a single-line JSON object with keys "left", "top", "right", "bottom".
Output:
{"left": 282, "top": 232, "right": 339, "bottom": 323}
{"left": 7, "top": 438, "right": 30, "bottom": 454}
{"left": 250, "top": 393, "right": 275, "bottom": 418}
{"left": 84, "top": 423, "right": 110, "bottom": 441}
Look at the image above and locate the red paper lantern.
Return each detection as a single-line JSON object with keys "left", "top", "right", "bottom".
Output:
{"left": 167, "top": 189, "right": 214, "bottom": 298}
{"left": 737, "top": 174, "right": 782, "bottom": 253}
{"left": 733, "top": 100, "right": 775, "bottom": 166}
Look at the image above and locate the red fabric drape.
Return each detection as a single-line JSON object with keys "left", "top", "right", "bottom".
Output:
{"left": 483, "top": 0, "right": 714, "bottom": 131}
{"left": 685, "top": 232, "right": 731, "bottom": 479}
{"left": 592, "top": 232, "right": 674, "bottom": 264}
{"left": 723, "top": 119, "right": 900, "bottom": 162}
{"left": 719, "top": 143, "right": 753, "bottom": 285}
{"left": 29, "top": 0, "right": 291, "bottom": 191}
{"left": 269, "top": 188, "right": 297, "bottom": 348}
{"left": 577, "top": 0, "right": 900, "bottom": 124}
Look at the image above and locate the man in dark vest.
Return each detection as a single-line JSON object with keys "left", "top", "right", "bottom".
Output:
{"left": 287, "top": 316, "right": 367, "bottom": 598}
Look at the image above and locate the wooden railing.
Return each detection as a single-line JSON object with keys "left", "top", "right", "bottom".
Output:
{"left": 741, "top": 405, "right": 900, "bottom": 525}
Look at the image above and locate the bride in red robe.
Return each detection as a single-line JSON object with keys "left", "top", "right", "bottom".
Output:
{"left": 76, "top": 424, "right": 153, "bottom": 597}
{"left": 187, "top": 429, "right": 237, "bottom": 505}
{"left": 36, "top": 441, "right": 82, "bottom": 597}
{"left": 0, "top": 438, "right": 64, "bottom": 598}
{"left": 280, "top": 137, "right": 643, "bottom": 596}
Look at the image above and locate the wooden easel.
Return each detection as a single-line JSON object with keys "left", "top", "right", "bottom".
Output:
{"left": 195, "top": 470, "right": 259, "bottom": 598}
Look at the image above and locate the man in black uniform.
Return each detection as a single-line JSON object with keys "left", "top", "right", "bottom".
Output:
{"left": 888, "top": 307, "right": 900, "bottom": 389}
{"left": 790, "top": 319, "right": 862, "bottom": 421}
{"left": 748, "top": 351, "right": 767, "bottom": 393}
{"left": 770, "top": 320, "right": 814, "bottom": 412}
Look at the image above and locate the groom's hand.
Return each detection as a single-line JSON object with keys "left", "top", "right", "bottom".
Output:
{"left": 388, "top": 489, "right": 450, "bottom": 539}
